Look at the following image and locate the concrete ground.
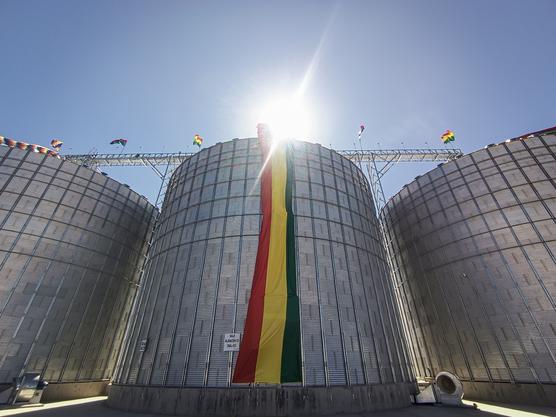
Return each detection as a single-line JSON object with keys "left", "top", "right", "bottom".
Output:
{"left": 0, "top": 397, "right": 554, "bottom": 417}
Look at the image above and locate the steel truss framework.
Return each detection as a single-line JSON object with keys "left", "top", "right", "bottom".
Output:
{"left": 64, "top": 147, "right": 463, "bottom": 211}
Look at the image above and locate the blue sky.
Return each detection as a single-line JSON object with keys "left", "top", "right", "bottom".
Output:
{"left": 1, "top": 0, "right": 555, "bottom": 203}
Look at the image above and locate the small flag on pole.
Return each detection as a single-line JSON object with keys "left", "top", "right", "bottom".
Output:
{"left": 357, "top": 124, "right": 365, "bottom": 140}
{"left": 110, "top": 138, "right": 128, "bottom": 147}
{"left": 50, "top": 139, "right": 63, "bottom": 149}
{"left": 193, "top": 134, "right": 203, "bottom": 147}
{"left": 441, "top": 130, "right": 455, "bottom": 144}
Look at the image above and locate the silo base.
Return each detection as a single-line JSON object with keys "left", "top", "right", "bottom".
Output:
{"left": 41, "top": 380, "right": 109, "bottom": 402}
{"left": 461, "top": 381, "right": 556, "bottom": 408}
{"left": 107, "top": 382, "right": 416, "bottom": 416}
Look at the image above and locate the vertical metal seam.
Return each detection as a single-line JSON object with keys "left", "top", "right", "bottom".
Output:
{"left": 113, "top": 203, "right": 157, "bottom": 382}
{"left": 144, "top": 177, "right": 192, "bottom": 385}
{"left": 204, "top": 140, "right": 236, "bottom": 387}
{"left": 370, "top": 157, "right": 413, "bottom": 383}
{"left": 370, "top": 214, "right": 406, "bottom": 382}
{"left": 305, "top": 145, "right": 330, "bottom": 386}
{"left": 359, "top": 161, "right": 398, "bottom": 382}
{"left": 180, "top": 144, "right": 223, "bottom": 386}
{"left": 229, "top": 139, "right": 251, "bottom": 386}
{"left": 92, "top": 186, "right": 145, "bottom": 379}
{"left": 291, "top": 142, "right": 306, "bottom": 387}
{"left": 330, "top": 153, "right": 369, "bottom": 384}
{"left": 119, "top": 222, "right": 165, "bottom": 383}
{"left": 381, "top": 206, "right": 431, "bottom": 378}
{"left": 316, "top": 145, "right": 350, "bottom": 385}
{"left": 345, "top": 157, "right": 384, "bottom": 383}
{"left": 377, "top": 210, "right": 416, "bottom": 382}
{"left": 158, "top": 158, "right": 200, "bottom": 385}
{"left": 132, "top": 238, "right": 172, "bottom": 381}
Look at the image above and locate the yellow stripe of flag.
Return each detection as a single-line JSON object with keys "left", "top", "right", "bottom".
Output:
{"left": 255, "top": 143, "right": 288, "bottom": 383}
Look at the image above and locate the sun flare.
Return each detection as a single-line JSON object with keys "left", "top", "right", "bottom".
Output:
{"left": 255, "top": 95, "right": 312, "bottom": 141}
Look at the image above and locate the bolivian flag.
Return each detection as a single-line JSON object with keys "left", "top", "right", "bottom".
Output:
{"left": 193, "top": 134, "right": 203, "bottom": 147}
{"left": 232, "top": 124, "right": 302, "bottom": 384}
{"left": 441, "top": 129, "right": 455, "bottom": 144}
{"left": 50, "top": 139, "right": 63, "bottom": 149}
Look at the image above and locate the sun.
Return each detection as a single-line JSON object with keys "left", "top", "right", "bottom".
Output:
{"left": 255, "top": 94, "right": 312, "bottom": 141}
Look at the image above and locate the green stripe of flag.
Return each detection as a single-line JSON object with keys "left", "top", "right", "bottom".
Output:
{"left": 280, "top": 142, "right": 302, "bottom": 383}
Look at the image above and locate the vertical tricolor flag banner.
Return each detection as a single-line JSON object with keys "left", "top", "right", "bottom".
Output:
{"left": 232, "top": 124, "right": 301, "bottom": 384}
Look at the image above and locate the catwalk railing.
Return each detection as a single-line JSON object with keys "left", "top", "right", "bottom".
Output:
{"left": 64, "top": 148, "right": 463, "bottom": 167}
{"left": 64, "top": 147, "right": 463, "bottom": 210}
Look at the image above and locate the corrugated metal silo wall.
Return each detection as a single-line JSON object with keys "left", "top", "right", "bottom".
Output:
{"left": 381, "top": 133, "right": 556, "bottom": 385}
{"left": 0, "top": 146, "right": 156, "bottom": 384}
{"left": 116, "top": 138, "right": 413, "bottom": 387}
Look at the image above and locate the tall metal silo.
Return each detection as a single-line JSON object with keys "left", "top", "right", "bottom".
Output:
{"left": 381, "top": 129, "right": 556, "bottom": 406}
{"left": 0, "top": 145, "right": 156, "bottom": 400}
{"left": 109, "top": 137, "right": 414, "bottom": 416}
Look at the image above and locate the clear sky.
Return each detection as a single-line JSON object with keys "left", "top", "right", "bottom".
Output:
{"left": 1, "top": 0, "right": 555, "bottom": 203}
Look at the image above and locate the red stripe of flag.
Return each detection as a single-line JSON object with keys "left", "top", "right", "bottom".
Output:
{"left": 232, "top": 131, "right": 273, "bottom": 383}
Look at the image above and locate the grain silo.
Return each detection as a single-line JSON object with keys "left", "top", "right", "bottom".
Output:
{"left": 381, "top": 128, "right": 556, "bottom": 406}
{"left": 0, "top": 144, "right": 156, "bottom": 400}
{"left": 109, "top": 131, "right": 414, "bottom": 416}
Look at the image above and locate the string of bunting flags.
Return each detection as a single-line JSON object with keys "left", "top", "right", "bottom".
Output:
{"left": 2, "top": 133, "right": 206, "bottom": 157}
{"left": 0, "top": 135, "right": 61, "bottom": 158}
{"left": 4, "top": 127, "right": 460, "bottom": 162}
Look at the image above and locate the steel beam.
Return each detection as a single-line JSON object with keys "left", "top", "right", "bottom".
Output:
{"left": 64, "top": 148, "right": 463, "bottom": 167}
